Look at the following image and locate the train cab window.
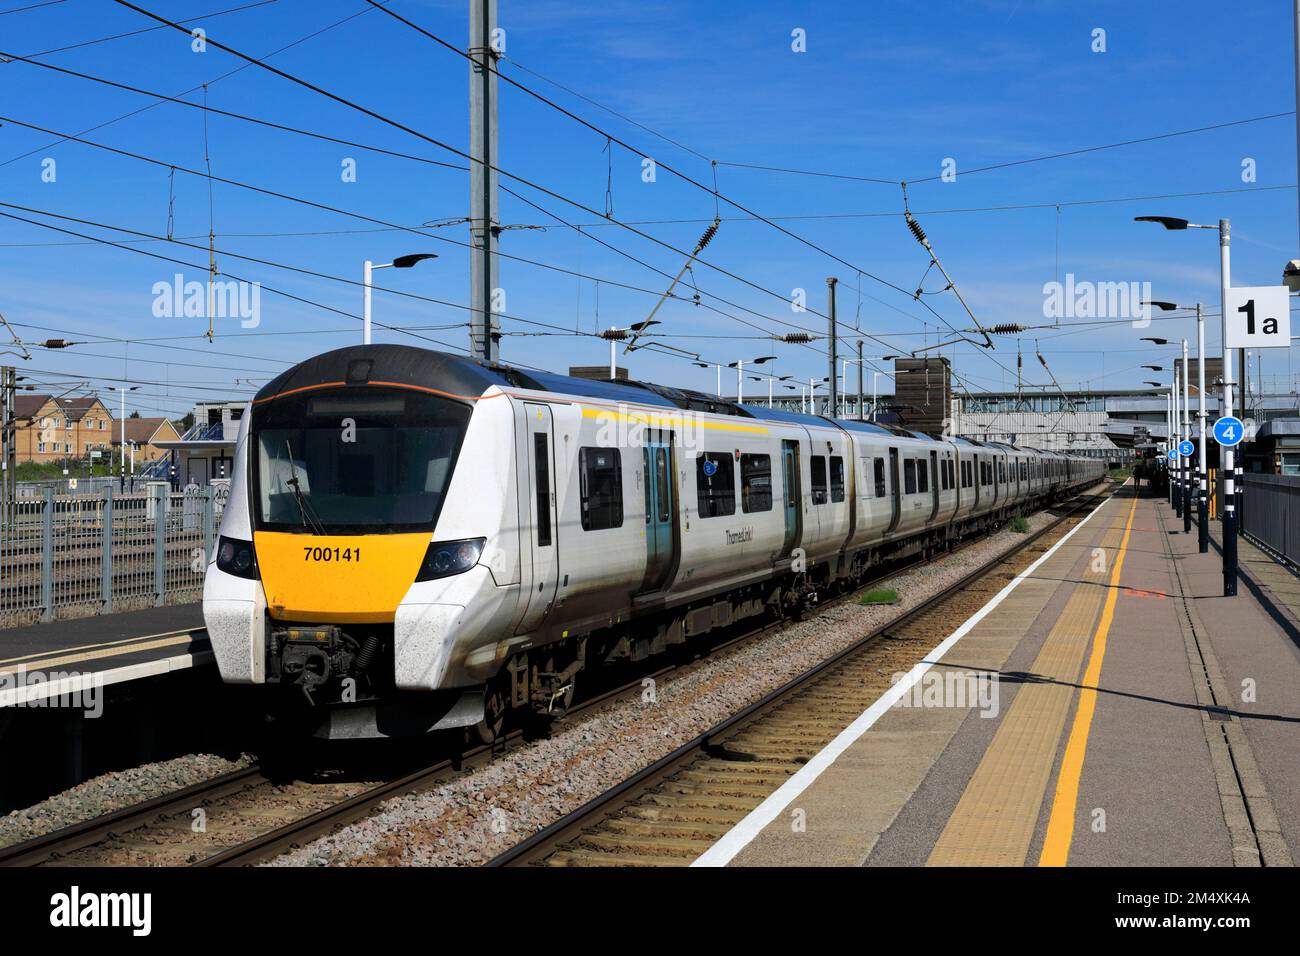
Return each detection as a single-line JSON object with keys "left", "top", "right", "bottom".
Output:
{"left": 874, "top": 457, "right": 887, "bottom": 497}
{"left": 696, "top": 452, "right": 736, "bottom": 517}
{"left": 916, "top": 459, "right": 928, "bottom": 493}
{"left": 741, "top": 453, "right": 773, "bottom": 513}
{"left": 579, "top": 447, "right": 624, "bottom": 531}
{"left": 830, "top": 456, "right": 845, "bottom": 503}
{"left": 903, "top": 458, "right": 917, "bottom": 494}
{"left": 810, "top": 456, "right": 829, "bottom": 505}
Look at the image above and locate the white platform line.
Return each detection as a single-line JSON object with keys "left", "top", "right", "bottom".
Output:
{"left": 0, "top": 650, "right": 213, "bottom": 708}
{"left": 691, "top": 491, "right": 1114, "bottom": 867}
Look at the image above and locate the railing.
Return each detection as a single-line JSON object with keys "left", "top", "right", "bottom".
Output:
{"left": 1240, "top": 474, "right": 1300, "bottom": 571}
{"left": 0, "top": 484, "right": 227, "bottom": 628}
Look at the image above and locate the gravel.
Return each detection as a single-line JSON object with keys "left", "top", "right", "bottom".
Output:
{"left": 270, "top": 505, "right": 1066, "bottom": 867}
{"left": 0, "top": 752, "right": 254, "bottom": 849}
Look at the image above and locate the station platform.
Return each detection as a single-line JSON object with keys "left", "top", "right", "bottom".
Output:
{"left": 0, "top": 604, "right": 209, "bottom": 708}
{"left": 698, "top": 484, "right": 1300, "bottom": 868}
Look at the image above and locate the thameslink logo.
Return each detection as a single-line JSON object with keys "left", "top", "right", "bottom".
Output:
{"left": 1042, "top": 273, "right": 1153, "bottom": 328}
{"left": 151, "top": 272, "right": 261, "bottom": 328}
{"left": 50, "top": 886, "right": 151, "bottom": 936}
{"left": 725, "top": 527, "right": 754, "bottom": 545}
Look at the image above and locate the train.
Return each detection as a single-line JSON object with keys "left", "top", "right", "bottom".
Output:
{"left": 203, "top": 344, "right": 1106, "bottom": 741}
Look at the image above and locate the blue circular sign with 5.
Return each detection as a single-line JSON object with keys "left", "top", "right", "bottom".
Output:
{"left": 1213, "top": 416, "right": 1245, "bottom": 447}
{"left": 1178, "top": 440, "right": 1194, "bottom": 457}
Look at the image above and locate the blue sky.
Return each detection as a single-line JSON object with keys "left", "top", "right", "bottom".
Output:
{"left": 0, "top": 0, "right": 1296, "bottom": 420}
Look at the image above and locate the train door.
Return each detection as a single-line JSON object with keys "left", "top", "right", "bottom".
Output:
{"left": 972, "top": 454, "right": 980, "bottom": 508}
{"left": 518, "top": 403, "right": 558, "bottom": 634}
{"left": 641, "top": 429, "right": 676, "bottom": 592}
{"left": 928, "top": 449, "right": 940, "bottom": 521}
{"left": 780, "top": 439, "right": 802, "bottom": 558}
{"left": 887, "top": 447, "right": 901, "bottom": 533}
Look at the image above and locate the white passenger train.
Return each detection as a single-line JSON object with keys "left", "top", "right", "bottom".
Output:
{"left": 203, "top": 345, "right": 1104, "bottom": 739}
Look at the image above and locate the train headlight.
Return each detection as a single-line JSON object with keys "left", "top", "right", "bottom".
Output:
{"left": 415, "top": 537, "right": 485, "bottom": 582}
{"left": 216, "top": 535, "right": 258, "bottom": 580}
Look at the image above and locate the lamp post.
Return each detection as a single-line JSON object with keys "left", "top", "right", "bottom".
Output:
{"left": 363, "top": 254, "right": 437, "bottom": 345}
{"left": 1146, "top": 300, "right": 1211, "bottom": 552}
{"left": 728, "top": 356, "right": 775, "bottom": 404}
{"left": 1136, "top": 215, "right": 1235, "bottom": 595}
{"left": 693, "top": 361, "right": 723, "bottom": 397}
{"left": 105, "top": 385, "right": 139, "bottom": 492}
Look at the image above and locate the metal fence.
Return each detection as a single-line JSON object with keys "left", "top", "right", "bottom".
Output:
{"left": 1241, "top": 474, "right": 1300, "bottom": 570}
{"left": 0, "top": 483, "right": 229, "bottom": 628}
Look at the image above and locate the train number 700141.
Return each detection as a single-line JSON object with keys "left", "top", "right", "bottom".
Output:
{"left": 303, "top": 547, "right": 361, "bottom": 562}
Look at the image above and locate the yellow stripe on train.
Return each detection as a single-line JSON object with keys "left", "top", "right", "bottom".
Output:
{"left": 254, "top": 532, "right": 430, "bottom": 623}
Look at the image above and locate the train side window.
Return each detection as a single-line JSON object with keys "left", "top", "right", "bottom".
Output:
{"left": 655, "top": 449, "right": 670, "bottom": 522}
{"left": 960, "top": 460, "right": 971, "bottom": 489}
{"left": 873, "top": 457, "right": 886, "bottom": 497}
{"left": 810, "top": 456, "right": 828, "bottom": 505}
{"left": 916, "top": 459, "right": 928, "bottom": 493}
{"left": 903, "top": 458, "right": 917, "bottom": 494}
{"left": 696, "top": 452, "right": 736, "bottom": 517}
{"left": 830, "top": 456, "right": 845, "bottom": 503}
{"left": 741, "top": 453, "right": 773, "bottom": 513}
{"left": 579, "top": 447, "right": 624, "bottom": 531}
{"left": 535, "top": 433, "right": 552, "bottom": 546}
{"left": 939, "top": 459, "right": 950, "bottom": 491}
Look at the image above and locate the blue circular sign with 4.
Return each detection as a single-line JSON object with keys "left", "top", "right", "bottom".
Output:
{"left": 1213, "top": 416, "right": 1245, "bottom": 447}
{"left": 1178, "top": 440, "right": 1194, "bottom": 457}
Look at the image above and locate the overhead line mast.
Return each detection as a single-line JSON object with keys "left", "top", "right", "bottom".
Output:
{"left": 468, "top": 0, "right": 499, "bottom": 362}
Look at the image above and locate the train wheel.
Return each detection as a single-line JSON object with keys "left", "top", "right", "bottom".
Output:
{"left": 474, "top": 673, "right": 508, "bottom": 746}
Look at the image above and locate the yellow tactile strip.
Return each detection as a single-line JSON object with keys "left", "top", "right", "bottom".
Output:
{"left": 927, "top": 501, "right": 1133, "bottom": 866}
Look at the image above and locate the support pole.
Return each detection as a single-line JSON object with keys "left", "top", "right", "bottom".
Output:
{"left": 856, "top": 340, "right": 864, "bottom": 421}
{"left": 1220, "top": 219, "right": 1238, "bottom": 596}
{"left": 1197, "top": 304, "right": 1209, "bottom": 553}
{"left": 468, "top": 0, "right": 500, "bottom": 362}
{"left": 827, "top": 277, "right": 839, "bottom": 419}
{"left": 1183, "top": 338, "right": 1191, "bottom": 533}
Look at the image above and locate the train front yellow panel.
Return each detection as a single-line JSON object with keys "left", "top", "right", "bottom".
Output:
{"left": 254, "top": 532, "right": 430, "bottom": 623}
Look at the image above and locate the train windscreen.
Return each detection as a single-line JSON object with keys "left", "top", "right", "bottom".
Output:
{"left": 252, "top": 386, "right": 471, "bottom": 533}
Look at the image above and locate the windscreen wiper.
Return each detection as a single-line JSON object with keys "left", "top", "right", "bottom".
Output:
{"left": 284, "top": 440, "right": 326, "bottom": 535}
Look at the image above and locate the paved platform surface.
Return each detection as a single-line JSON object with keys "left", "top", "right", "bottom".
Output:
{"left": 711, "top": 485, "right": 1299, "bottom": 867}
{"left": 0, "top": 604, "right": 209, "bottom": 706}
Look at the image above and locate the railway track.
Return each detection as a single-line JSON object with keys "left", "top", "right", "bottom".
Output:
{"left": 0, "top": 485, "right": 1109, "bottom": 867}
{"left": 489, "top": 486, "right": 1110, "bottom": 867}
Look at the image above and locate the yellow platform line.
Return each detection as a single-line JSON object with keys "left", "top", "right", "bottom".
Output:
{"left": 1038, "top": 493, "right": 1139, "bottom": 866}
{"left": 926, "top": 502, "right": 1131, "bottom": 866}
{"left": 0, "top": 627, "right": 204, "bottom": 667}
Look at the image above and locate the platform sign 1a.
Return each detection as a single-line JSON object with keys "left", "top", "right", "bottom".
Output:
{"left": 1178, "top": 440, "right": 1194, "bottom": 457}
{"left": 1213, "top": 416, "right": 1245, "bottom": 447}
{"left": 1225, "top": 286, "right": 1291, "bottom": 350}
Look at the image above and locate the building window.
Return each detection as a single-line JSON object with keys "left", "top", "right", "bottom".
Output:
{"left": 740, "top": 453, "right": 772, "bottom": 513}
{"left": 873, "top": 457, "right": 886, "bottom": 497}
{"left": 695, "top": 451, "right": 735, "bottom": 518}
{"left": 38, "top": 442, "right": 45, "bottom": 453}
{"left": 579, "top": 447, "right": 623, "bottom": 530}
{"left": 829, "top": 455, "right": 845, "bottom": 503}
{"left": 809, "top": 455, "right": 828, "bottom": 505}
{"left": 904, "top": 458, "right": 917, "bottom": 494}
